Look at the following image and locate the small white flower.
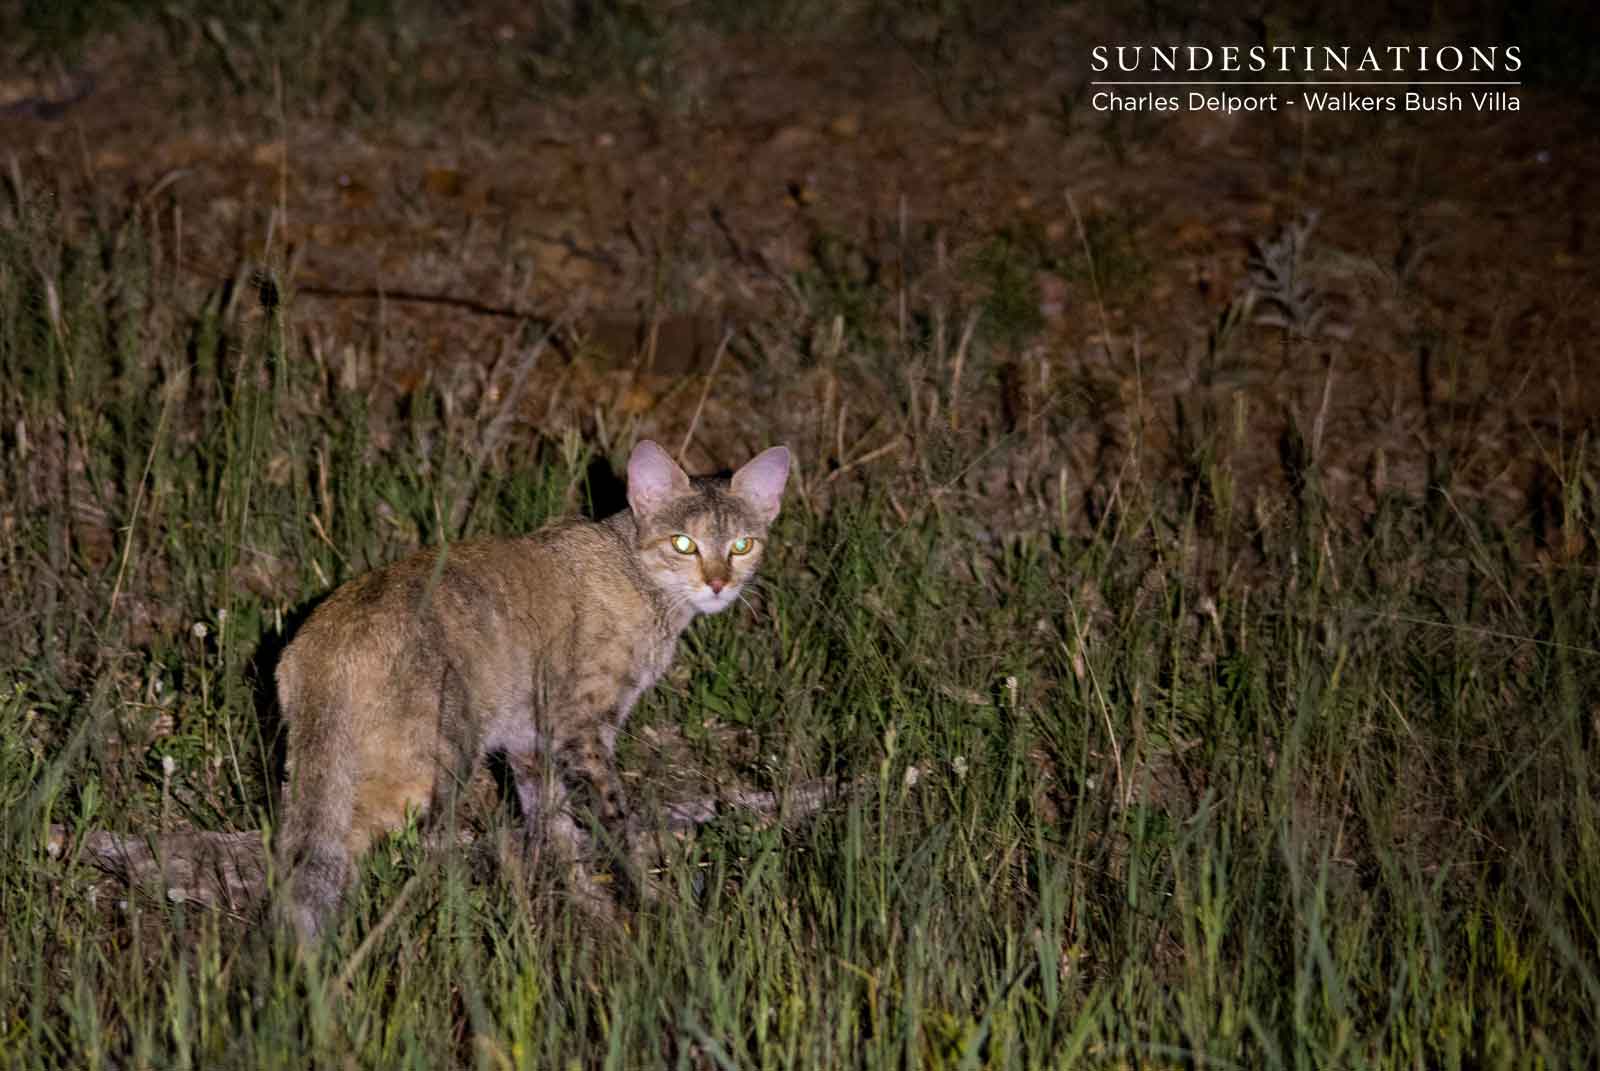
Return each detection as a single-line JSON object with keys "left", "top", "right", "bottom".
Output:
{"left": 952, "top": 755, "right": 969, "bottom": 781}
{"left": 903, "top": 765, "right": 922, "bottom": 790}
{"left": 161, "top": 755, "right": 176, "bottom": 778}
{"left": 191, "top": 622, "right": 208, "bottom": 640}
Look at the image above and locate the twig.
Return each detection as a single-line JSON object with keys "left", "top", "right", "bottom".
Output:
{"left": 1069, "top": 603, "right": 1126, "bottom": 808}
{"left": 1310, "top": 350, "right": 1336, "bottom": 466}
{"left": 452, "top": 299, "right": 581, "bottom": 532}
{"left": 823, "top": 435, "right": 906, "bottom": 484}
{"left": 678, "top": 328, "right": 733, "bottom": 463}
{"left": 107, "top": 374, "right": 179, "bottom": 624}
{"left": 947, "top": 308, "right": 981, "bottom": 431}
{"left": 336, "top": 874, "right": 420, "bottom": 993}
{"left": 1066, "top": 190, "right": 1116, "bottom": 364}
{"left": 652, "top": 776, "right": 867, "bottom": 833}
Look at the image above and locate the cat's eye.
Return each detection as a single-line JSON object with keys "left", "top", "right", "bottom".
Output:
{"left": 670, "top": 534, "right": 698, "bottom": 555}
{"left": 729, "top": 537, "right": 754, "bottom": 556}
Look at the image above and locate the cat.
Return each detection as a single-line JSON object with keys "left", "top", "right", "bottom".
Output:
{"left": 272, "top": 439, "right": 791, "bottom": 942}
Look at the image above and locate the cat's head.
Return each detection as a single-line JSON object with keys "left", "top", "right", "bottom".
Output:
{"left": 626, "top": 440, "right": 791, "bottom": 616}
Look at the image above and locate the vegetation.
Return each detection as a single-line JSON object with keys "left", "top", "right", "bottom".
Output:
{"left": 2, "top": 2, "right": 1597, "bottom": 1067}
{"left": 3, "top": 179, "right": 1596, "bottom": 1069}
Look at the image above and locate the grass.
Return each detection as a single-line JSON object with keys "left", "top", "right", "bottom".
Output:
{"left": 2, "top": 28, "right": 1599, "bottom": 1069}
{"left": 3, "top": 192, "right": 1598, "bottom": 1071}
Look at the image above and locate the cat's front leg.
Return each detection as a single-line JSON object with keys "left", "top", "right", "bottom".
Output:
{"left": 501, "top": 726, "right": 636, "bottom": 916}
{"left": 500, "top": 746, "right": 615, "bottom": 918}
{"left": 555, "top": 733, "right": 637, "bottom": 891}
{"left": 557, "top": 733, "right": 629, "bottom": 830}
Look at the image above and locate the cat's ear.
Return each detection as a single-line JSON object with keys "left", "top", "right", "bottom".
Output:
{"left": 627, "top": 440, "right": 693, "bottom": 517}
{"left": 730, "top": 445, "right": 791, "bottom": 524}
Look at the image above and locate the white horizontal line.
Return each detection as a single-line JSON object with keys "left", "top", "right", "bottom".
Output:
{"left": 1091, "top": 81, "right": 1522, "bottom": 86}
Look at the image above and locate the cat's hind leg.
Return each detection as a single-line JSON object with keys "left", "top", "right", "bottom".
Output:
{"left": 277, "top": 662, "right": 446, "bottom": 945}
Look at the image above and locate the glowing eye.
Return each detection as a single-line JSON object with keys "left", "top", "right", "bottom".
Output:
{"left": 670, "top": 534, "right": 697, "bottom": 555}
{"left": 729, "top": 537, "right": 753, "bottom": 556}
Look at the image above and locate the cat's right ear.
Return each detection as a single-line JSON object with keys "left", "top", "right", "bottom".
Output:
{"left": 627, "top": 440, "right": 693, "bottom": 517}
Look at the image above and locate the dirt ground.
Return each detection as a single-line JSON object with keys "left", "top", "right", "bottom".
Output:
{"left": 3, "top": 2, "right": 1595, "bottom": 542}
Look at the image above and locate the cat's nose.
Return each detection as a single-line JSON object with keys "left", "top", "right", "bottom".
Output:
{"left": 707, "top": 577, "right": 726, "bottom": 594}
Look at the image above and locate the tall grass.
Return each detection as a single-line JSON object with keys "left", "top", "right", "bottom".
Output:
{"left": 2, "top": 185, "right": 1597, "bottom": 1068}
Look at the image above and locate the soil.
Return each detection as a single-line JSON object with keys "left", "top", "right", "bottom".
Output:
{"left": 3, "top": 3, "right": 1595, "bottom": 542}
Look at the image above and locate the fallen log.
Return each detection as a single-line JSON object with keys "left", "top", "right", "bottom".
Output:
{"left": 46, "top": 772, "right": 881, "bottom": 911}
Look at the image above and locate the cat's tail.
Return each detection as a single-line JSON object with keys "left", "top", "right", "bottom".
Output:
{"left": 47, "top": 824, "right": 269, "bottom": 908}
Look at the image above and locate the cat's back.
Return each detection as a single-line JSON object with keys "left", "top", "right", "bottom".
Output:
{"left": 277, "top": 514, "right": 649, "bottom": 696}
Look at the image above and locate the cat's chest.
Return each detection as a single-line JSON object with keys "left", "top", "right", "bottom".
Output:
{"left": 623, "top": 631, "right": 680, "bottom": 699}
{"left": 539, "top": 618, "right": 680, "bottom": 712}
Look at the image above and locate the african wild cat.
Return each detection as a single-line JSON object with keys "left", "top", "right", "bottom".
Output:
{"left": 274, "top": 440, "right": 790, "bottom": 941}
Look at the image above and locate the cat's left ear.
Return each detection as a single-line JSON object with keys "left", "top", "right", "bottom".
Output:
{"left": 731, "top": 445, "right": 791, "bottom": 524}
